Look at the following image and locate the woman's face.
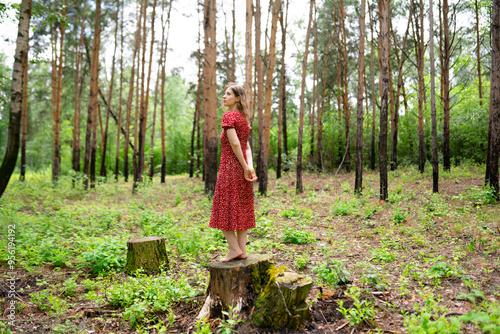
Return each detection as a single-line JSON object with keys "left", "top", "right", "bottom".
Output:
{"left": 223, "top": 88, "right": 239, "bottom": 110}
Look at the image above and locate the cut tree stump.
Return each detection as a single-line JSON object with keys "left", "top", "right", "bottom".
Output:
{"left": 124, "top": 236, "right": 169, "bottom": 275}
{"left": 252, "top": 270, "right": 313, "bottom": 329}
{"left": 196, "top": 254, "right": 273, "bottom": 320}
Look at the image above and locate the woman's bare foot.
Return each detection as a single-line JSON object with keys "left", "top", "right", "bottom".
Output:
{"left": 238, "top": 252, "right": 248, "bottom": 259}
{"left": 220, "top": 249, "right": 243, "bottom": 263}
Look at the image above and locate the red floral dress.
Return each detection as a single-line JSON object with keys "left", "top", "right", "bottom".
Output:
{"left": 209, "top": 111, "right": 255, "bottom": 231}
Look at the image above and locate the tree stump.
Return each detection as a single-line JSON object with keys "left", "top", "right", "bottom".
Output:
{"left": 252, "top": 270, "right": 313, "bottom": 329}
{"left": 196, "top": 254, "right": 273, "bottom": 320}
{"left": 124, "top": 236, "right": 169, "bottom": 275}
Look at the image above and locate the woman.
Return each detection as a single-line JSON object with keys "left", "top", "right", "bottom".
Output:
{"left": 209, "top": 83, "right": 257, "bottom": 263}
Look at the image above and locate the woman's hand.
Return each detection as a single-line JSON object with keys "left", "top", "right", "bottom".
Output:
{"left": 244, "top": 167, "right": 258, "bottom": 182}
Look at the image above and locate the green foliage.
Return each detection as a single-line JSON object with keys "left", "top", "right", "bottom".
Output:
{"left": 460, "top": 300, "right": 500, "bottom": 333}
{"left": 453, "top": 185, "right": 498, "bottom": 206}
{"left": 371, "top": 247, "right": 397, "bottom": 263}
{"left": 295, "top": 253, "right": 310, "bottom": 270}
{"left": 80, "top": 238, "right": 126, "bottom": 274}
{"left": 218, "top": 306, "right": 242, "bottom": 333}
{"left": 337, "top": 286, "right": 376, "bottom": 327}
{"left": 282, "top": 227, "right": 316, "bottom": 244}
{"left": 331, "top": 198, "right": 359, "bottom": 216}
{"left": 313, "top": 260, "right": 350, "bottom": 289}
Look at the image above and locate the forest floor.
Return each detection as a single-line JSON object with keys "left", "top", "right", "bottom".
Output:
{"left": 1, "top": 164, "right": 500, "bottom": 334}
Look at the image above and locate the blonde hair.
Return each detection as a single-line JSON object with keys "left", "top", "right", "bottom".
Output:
{"left": 224, "top": 83, "right": 250, "bottom": 125}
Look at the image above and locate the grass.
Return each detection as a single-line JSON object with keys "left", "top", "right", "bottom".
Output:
{"left": 0, "top": 165, "right": 499, "bottom": 333}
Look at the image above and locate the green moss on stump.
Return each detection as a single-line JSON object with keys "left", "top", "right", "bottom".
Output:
{"left": 252, "top": 267, "right": 313, "bottom": 329}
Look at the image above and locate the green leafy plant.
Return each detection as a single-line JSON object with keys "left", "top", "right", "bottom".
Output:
{"left": 80, "top": 238, "right": 126, "bottom": 273}
{"left": 393, "top": 210, "right": 407, "bottom": 224}
{"left": 295, "top": 253, "right": 309, "bottom": 270}
{"left": 283, "top": 227, "right": 316, "bottom": 245}
{"left": 460, "top": 300, "right": 500, "bottom": 333}
{"left": 338, "top": 286, "right": 376, "bottom": 327}
{"left": 217, "top": 306, "right": 242, "bottom": 333}
{"left": 371, "top": 247, "right": 397, "bottom": 263}
{"left": 313, "top": 260, "right": 350, "bottom": 289}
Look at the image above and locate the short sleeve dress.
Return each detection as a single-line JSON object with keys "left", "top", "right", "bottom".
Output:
{"left": 209, "top": 111, "right": 255, "bottom": 231}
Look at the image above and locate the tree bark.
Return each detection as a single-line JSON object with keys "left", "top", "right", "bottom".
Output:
{"left": 309, "top": 4, "right": 318, "bottom": 163}
{"left": 20, "top": 51, "right": 29, "bottom": 181}
{"left": 73, "top": 1, "right": 86, "bottom": 176}
{"left": 369, "top": 6, "right": 377, "bottom": 171}
{"left": 355, "top": 0, "right": 366, "bottom": 194}
{"left": 277, "top": 0, "right": 288, "bottom": 179}
{"left": 429, "top": 0, "right": 439, "bottom": 192}
{"left": 245, "top": 0, "right": 254, "bottom": 152}
{"left": 0, "top": 0, "right": 32, "bottom": 198}
{"left": 485, "top": 0, "right": 500, "bottom": 198}
{"left": 378, "top": 0, "right": 390, "bottom": 201}
{"left": 340, "top": 0, "right": 350, "bottom": 173}
{"left": 255, "top": 0, "right": 264, "bottom": 189}
{"left": 203, "top": 0, "right": 218, "bottom": 194}
{"left": 296, "top": 0, "right": 314, "bottom": 194}
{"left": 415, "top": 0, "right": 426, "bottom": 173}
{"left": 475, "top": 0, "right": 483, "bottom": 105}
{"left": 260, "top": 0, "right": 282, "bottom": 195}
{"left": 83, "top": 0, "right": 101, "bottom": 190}
{"left": 115, "top": 0, "right": 124, "bottom": 182}
{"left": 125, "top": 236, "right": 169, "bottom": 275}
{"left": 442, "top": 0, "right": 451, "bottom": 171}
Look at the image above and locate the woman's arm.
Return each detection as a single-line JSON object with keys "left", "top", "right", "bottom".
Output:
{"left": 226, "top": 129, "right": 257, "bottom": 181}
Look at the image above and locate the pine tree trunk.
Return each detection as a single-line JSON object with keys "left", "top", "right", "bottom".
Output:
{"left": 475, "top": 0, "right": 483, "bottom": 105}
{"left": 416, "top": 0, "right": 426, "bottom": 173}
{"left": 0, "top": 0, "right": 32, "bottom": 198}
{"left": 20, "top": 54, "right": 28, "bottom": 181}
{"left": 442, "top": 0, "right": 451, "bottom": 171}
{"left": 354, "top": 0, "right": 366, "bottom": 194}
{"left": 310, "top": 5, "right": 318, "bottom": 163}
{"left": 378, "top": 0, "right": 390, "bottom": 201}
{"left": 369, "top": 8, "right": 377, "bottom": 171}
{"left": 485, "top": 0, "right": 500, "bottom": 198}
{"left": 296, "top": 0, "right": 314, "bottom": 194}
{"left": 160, "top": 0, "right": 172, "bottom": 183}
{"left": 73, "top": 1, "right": 86, "bottom": 177}
{"left": 203, "top": 0, "right": 218, "bottom": 194}
{"left": 245, "top": 0, "right": 254, "bottom": 152}
{"left": 260, "top": 0, "right": 281, "bottom": 195}
{"left": 277, "top": 0, "right": 288, "bottom": 179}
{"left": 84, "top": 0, "right": 101, "bottom": 190}
{"left": 115, "top": 0, "right": 124, "bottom": 182}
{"left": 340, "top": 0, "right": 350, "bottom": 173}
{"left": 429, "top": 0, "right": 439, "bottom": 192}
{"left": 255, "top": 0, "right": 264, "bottom": 192}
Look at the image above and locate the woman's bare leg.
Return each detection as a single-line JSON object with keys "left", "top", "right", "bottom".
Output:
{"left": 220, "top": 230, "right": 243, "bottom": 262}
{"left": 236, "top": 230, "right": 248, "bottom": 259}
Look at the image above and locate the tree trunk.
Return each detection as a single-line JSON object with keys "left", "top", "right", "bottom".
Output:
{"left": 277, "top": 0, "right": 288, "bottom": 179}
{"left": 245, "top": 0, "right": 254, "bottom": 152}
{"left": 203, "top": 0, "right": 218, "bottom": 194}
{"left": 317, "top": 27, "right": 335, "bottom": 173}
{"left": 160, "top": 0, "right": 172, "bottom": 183}
{"left": 73, "top": 1, "right": 86, "bottom": 177}
{"left": 231, "top": 0, "right": 236, "bottom": 82}
{"left": 429, "top": 0, "right": 439, "bottom": 192}
{"left": 355, "top": 0, "right": 366, "bottom": 194}
{"left": 485, "top": 0, "right": 500, "bottom": 198}
{"left": 256, "top": 0, "right": 264, "bottom": 191}
{"left": 51, "top": 1, "right": 66, "bottom": 184}
{"left": 442, "top": 0, "right": 451, "bottom": 171}
{"left": 115, "top": 0, "right": 123, "bottom": 182}
{"left": 0, "top": 0, "right": 32, "bottom": 198}
{"left": 369, "top": 7, "right": 377, "bottom": 171}
{"left": 310, "top": 4, "right": 318, "bottom": 163}
{"left": 101, "top": 5, "right": 120, "bottom": 179}
{"left": 83, "top": 0, "right": 101, "bottom": 190}
{"left": 125, "top": 236, "right": 169, "bottom": 275}
{"left": 415, "top": 0, "right": 426, "bottom": 173}
{"left": 260, "top": 0, "right": 282, "bottom": 195}
{"left": 340, "top": 0, "right": 350, "bottom": 173}
{"left": 390, "top": 7, "right": 412, "bottom": 172}
{"left": 378, "top": 0, "right": 390, "bottom": 201}
{"left": 20, "top": 53, "right": 28, "bottom": 181}
{"left": 296, "top": 0, "right": 314, "bottom": 194}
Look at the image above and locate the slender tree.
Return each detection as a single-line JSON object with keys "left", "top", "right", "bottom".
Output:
{"left": 203, "top": 0, "right": 218, "bottom": 194}
{"left": 474, "top": 0, "right": 483, "bottom": 105}
{"left": 73, "top": 1, "right": 86, "bottom": 176}
{"left": 310, "top": 4, "right": 318, "bottom": 162}
{"left": 255, "top": 0, "right": 264, "bottom": 182}
{"left": 259, "top": 0, "right": 281, "bottom": 195}
{"left": 429, "top": 0, "right": 438, "bottom": 192}
{"left": 340, "top": 0, "right": 351, "bottom": 172}
{"left": 296, "top": 0, "right": 314, "bottom": 194}
{"left": 378, "top": 0, "right": 390, "bottom": 201}
{"left": 354, "top": 0, "right": 366, "bottom": 194}
{"left": 114, "top": 0, "right": 123, "bottom": 181}
{"left": 277, "top": 0, "right": 288, "bottom": 178}
{"left": 369, "top": 4, "right": 377, "bottom": 171}
{"left": 0, "top": 0, "right": 32, "bottom": 198}
{"left": 415, "top": 0, "right": 426, "bottom": 173}
{"left": 83, "top": 0, "right": 101, "bottom": 189}
{"left": 20, "top": 50, "right": 29, "bottom": 181}
{"left": 486, "top": 0, "right": 500, "bottom": 198}
{"left": 442, "top": 0, "right": 451, "bottom": 171}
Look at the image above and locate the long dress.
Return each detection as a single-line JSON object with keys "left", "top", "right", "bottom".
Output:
{"left": 209, "top": 110, "right": 255, "bottom": 231}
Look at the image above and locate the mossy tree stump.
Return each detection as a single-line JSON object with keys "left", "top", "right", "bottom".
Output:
{"left": 252, "top": 270, "right": 313, "bottom": 329}
{"left": 124, "top": 236, "right": 169, "bottom": 275}
{"left": 196, "top": 254, "right": 273, "bottom": 320}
